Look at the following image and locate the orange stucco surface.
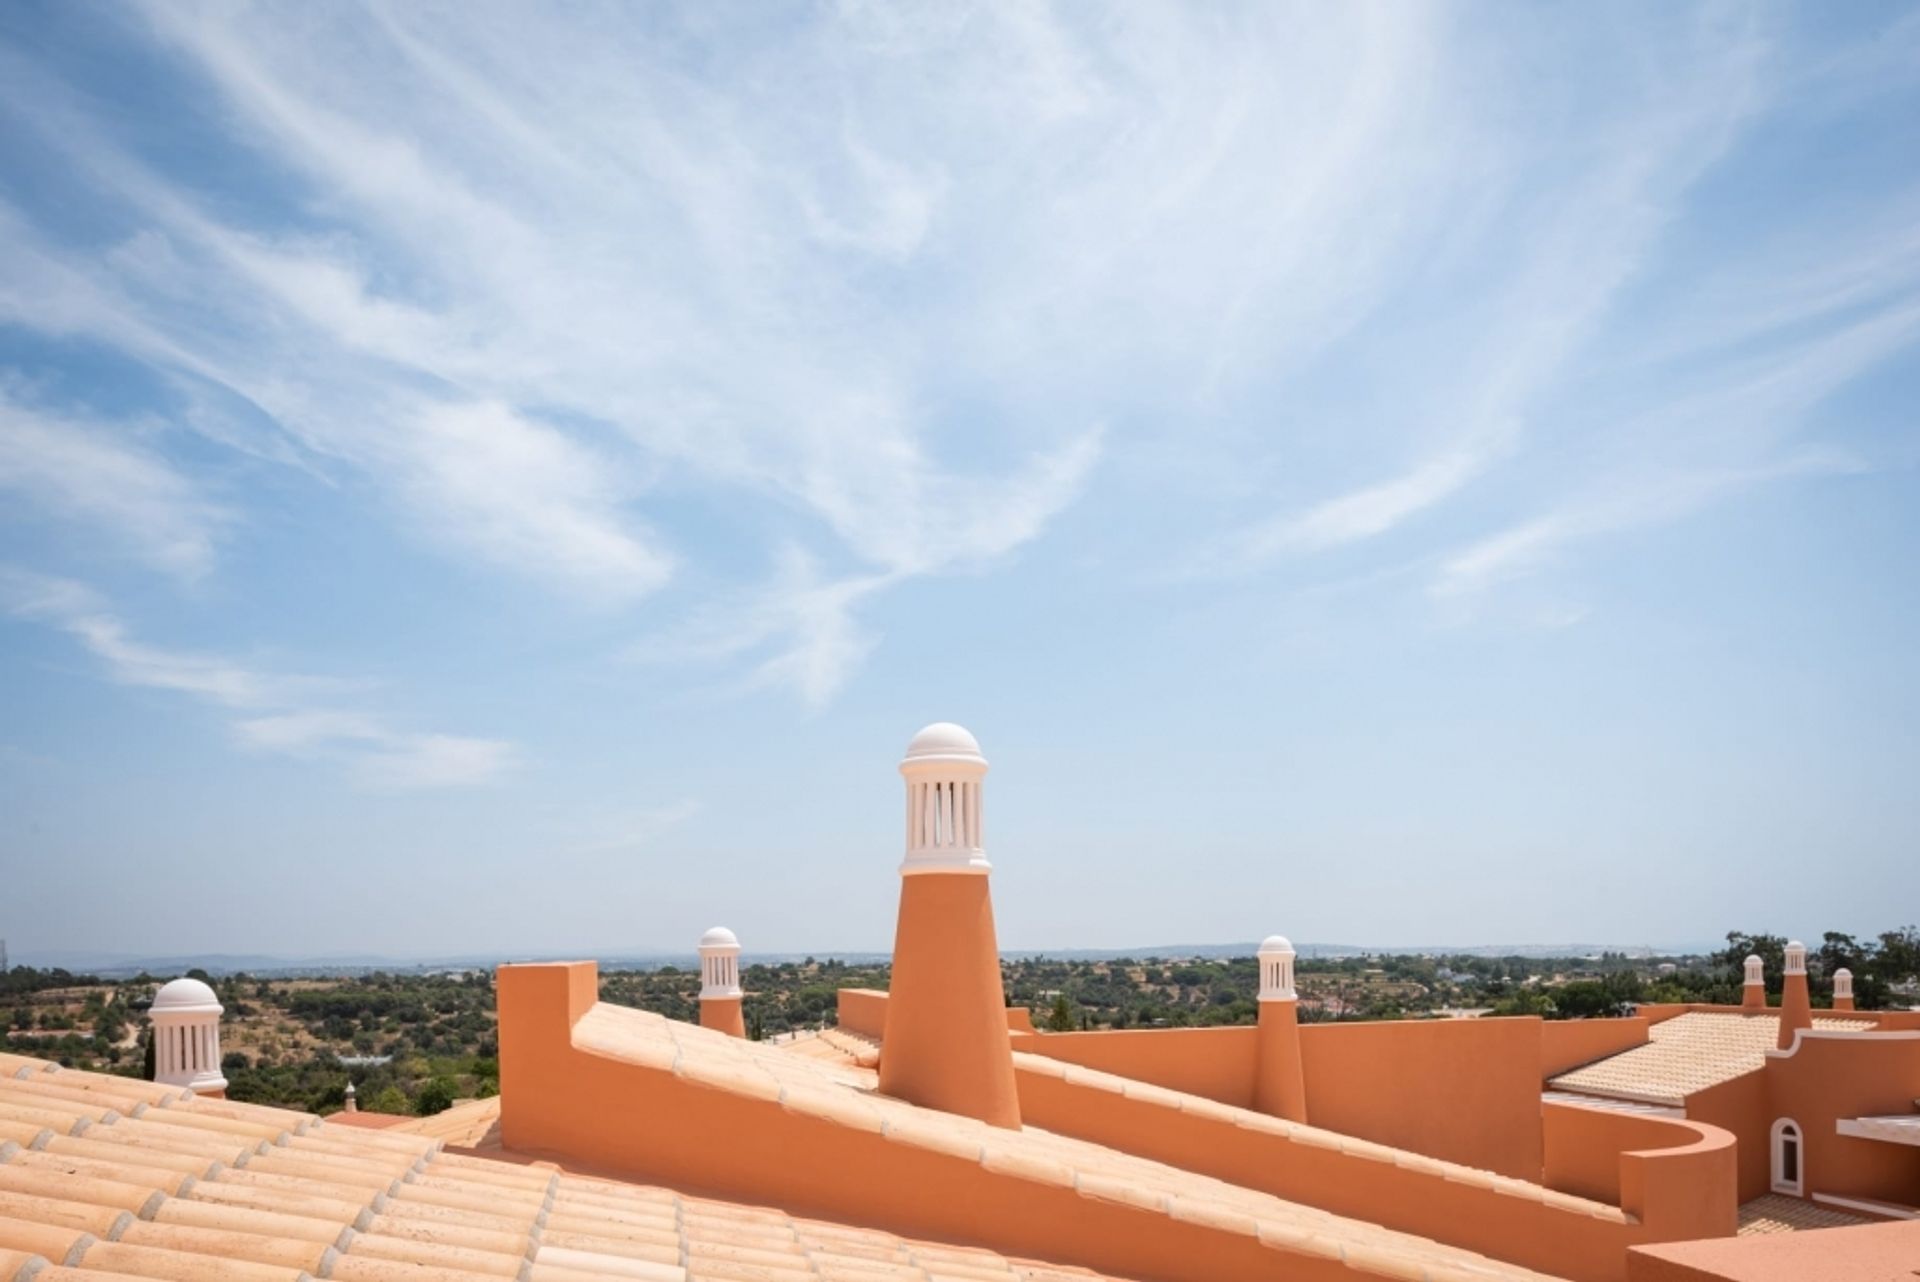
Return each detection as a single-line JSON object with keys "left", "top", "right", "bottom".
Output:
{"left": 1252, "top": 1000, "right": 1308, "bottom": 1121}
{"left": 835, "top": 986, "right": 890, "bottom": 1038}
{"left": 496, "top": 960, "right": 1559, "bottom": 1282}
{"left": 1763, "top": 1029, "right": 1920, "bottom": 1203}
{"left": 878, "top": 873, "right": 1023, "bottom": 1128}
{"left": 1011, "top": 1014, "right": 1550, "bottom": 1175}
{"left": 1575, "top": 1007, "right": 1920, "bottom": 1208}
{"left": 1627, "top": 1219, "right": 1920, "bottom": 1281}
{"left": 1300, "top": 1016, "right": 1548, "bottom": 1177}
{"left": 700, "top": 994, "right": 746, "bottom": 1037}
{"left": 1683, "top": 1067, "right": 1773, "bottom": 1201}
{"left": 1015, "top": 1056, "right": 1735, "bottom": 1282}
{"left": 1542, "top": 1017, "right": 1651, "bottom": 1078}
{"left": 1008, "top": 1025, "right": 1261, "bottom": 1107}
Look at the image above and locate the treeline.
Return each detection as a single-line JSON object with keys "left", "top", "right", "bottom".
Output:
{"left": 3, "top": 925, "right": 1913, "bottom": 1113}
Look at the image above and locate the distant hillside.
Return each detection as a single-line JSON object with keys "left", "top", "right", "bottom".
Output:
{"left": 17, "top": 939, "right": 1717, "bottom": 978}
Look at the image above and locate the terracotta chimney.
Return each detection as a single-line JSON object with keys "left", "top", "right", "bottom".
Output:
{"left": 878, "top": 723, "right": 1021, "bottom": 1129}
{"left": 1832, "top": 966, "right": 1855, "bottom": 1013}
{"left": 698, "top": 927, "right": 746, "bottom": 1038}
{"left": 1252, "top": 935, "right": 1308, "bottom": 1122}
{"left": 1776, "top": 940, "right": 1812, "bottom": 1050}
{"left": 1741, "top": 954, "right": 1766, "bottom": 1009}
{"left": 150, "top": 977, "right": 227, "bottom": 1098}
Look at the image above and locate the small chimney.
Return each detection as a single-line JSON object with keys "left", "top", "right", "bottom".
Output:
{"left": 1832, "top": 966, "right": 1855, "bottom": 1013}
{"left": 1776, "top": 940, "right": 1812, "bottom": 1050}
{"left": 1252, "top": 935, "right": 1307, "bottom": 1123}
{"left": 344, "top": 1081, "right": 358, "bottom": 1113}
{"left": 150, "top": 977, "right": 227, "bottom": 1097}
{"left": 698, "top": 927, "right": 746, "bottom": 1038}
{"left": 878, "top": 723, "right": 1021, "bottom": 1129}
{"left": 1741, "top": 954, "right": 1766, "bottom": 1009}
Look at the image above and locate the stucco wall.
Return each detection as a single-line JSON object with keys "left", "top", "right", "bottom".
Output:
{"left": 1543, "top": 1017, "right": 1650, "bottom": 1078}
{"left": 1763, "top": 1029, "right": 1920, "bottom": 1203}
{"left": 1016, "top": 1059, "right": 1735, "bottom": 1282}
{"left": 1684, "top": 1069, "right": 1770, "bottom": 1202}
{"left": 835, "top": 987, "right": 890, "bottom": 1038}
{"left": 1006, "top": 1025, "right": 1259, "bottom": 1107}
{"left": 1299, "top": 1017, "right": 1547, "bottom": 1177}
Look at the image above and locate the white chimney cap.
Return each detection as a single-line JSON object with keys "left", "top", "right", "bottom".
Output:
{"left": 1785, "top": 940, "right": 1807, "bottom": 973}
{"left": 152, "top": 977, "right": 221, "bottom": 1015}
{"left": 1259, "top": 936, "right": 1295, "bottom": 956}
{"left": 1833, "top": 967, "right": 1852, "bottom": 979}
{"left": 699, "top": 926, "right": 740, "bottom": 951}
{"left": 904, "top": 723, "right": 985, "bottom": 765}
{"left": 1744, "top": 954, "right": 1762, "bottom": 966}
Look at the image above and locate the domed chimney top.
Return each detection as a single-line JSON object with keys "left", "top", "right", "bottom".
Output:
{"left": 1258, "top": 935, "right": 1298, "bottom": 1002}
{"left": 1743, "top": 954, "right": 1765, "bottom": 985}
{"left": 699, "top": 926, "right": 742, "bottom": 1000}
{"left": 1784, "top": 941, "right": 1807, "bottom": 975}
{"left": 150, "top": 976, "right": 225, "bottom": 1095}
{"left": 152, "top": 977, "right": 221, "bottom": 1015}
{"left": 899, "top": 722, "right": 990, "bottom": 875}
{"left": 904, "top": 722, "right": 985, "bottom": 765}
{"left": 1833, "top": 967, "right": 1854, "bottom": 999}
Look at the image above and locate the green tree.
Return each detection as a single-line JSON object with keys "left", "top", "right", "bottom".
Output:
{"left": 415, "top": 1077, "right": 457, "bottom": 1116}
{"left": 1045, "top": 994, "right": 1075, "bottom": 1032}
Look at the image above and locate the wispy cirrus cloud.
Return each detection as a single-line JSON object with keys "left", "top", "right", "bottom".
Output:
{"left": 1, "top": 569, "right": 512, "bottom": 790}
{"left": 1, "top": 3, "right": 1916, "bottom": 706}
{"left": 0, "top": 388, "right": 223, "bottom": 579}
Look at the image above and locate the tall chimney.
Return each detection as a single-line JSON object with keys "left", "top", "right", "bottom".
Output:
{"left": 1832, "top": 967, "right": 1855, "bottom": 1012}
{"left": 1741, "top": 954, "right": 1766, "bottom": 1009}
{"left": 150, "top": 977, "right": 227, "bottom": 1098}
{"left": 878, "top": 723, "right": 1021, "bottom": 1129}
{"left": 699, "top": 927, "right": 746, "bottom": 1038}
{"left": 1776, "top": 940, "right": 1812, "bottom": 1050}
{"left": 1252, "top": 935, "right": 1308, "bottom": 1122}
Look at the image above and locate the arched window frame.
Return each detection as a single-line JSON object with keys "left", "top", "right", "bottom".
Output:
{"left": 1770, "top": 1117, "right": 1804, "bottom": 1197}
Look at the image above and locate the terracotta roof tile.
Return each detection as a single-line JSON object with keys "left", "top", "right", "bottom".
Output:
{"left": 1735, "top": 1193, "right": 1870, "bottom": 1235}
{"left": 1547, "top": 1012, "right": 1877, "bottom": 1106}
{"left": 0, "top": 1053, "right": 1166, "bottom": 1282}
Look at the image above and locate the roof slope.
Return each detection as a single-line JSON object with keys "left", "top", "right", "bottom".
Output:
{"left": 574, "top": 1002, "right": 1563, "bottom": 1281}
{"left": 1547, "top": 1012, "right": 1876, "bottom": 1106}
{"left": 0, "top": 1051, "right": 1137, "bottom": 1281}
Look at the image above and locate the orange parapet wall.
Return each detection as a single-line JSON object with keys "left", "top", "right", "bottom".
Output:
{"left": 1299, "top": 1017, "right": 1547, "bottom": 1178}
{"left": 1016, "top": 1054, "right": 1737, "bottom": 1282}
{"left": 836, "top": 987, "right": 890, "bottom": 1039}
{"left": 1543, "top": 1099, "right": 1739, "bottom": 1240}
{"left": 1013, "top": 1014, "right": 1550, "bottom": 1177}
{"left": 1542, "top": 1016, "right": 1650, "bottom": 1078}
{"left": 1008, "top": 1025, "right": 1260, "bottom": 1108}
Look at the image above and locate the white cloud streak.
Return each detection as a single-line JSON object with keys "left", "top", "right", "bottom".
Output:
{"left": 0, "top": 389, "right": 223, "bottom": 578}
{"left": 2, "top": 570, "right": 512, "bottom": 789}
{"left": 0, "top": 5, "right": 1914, "bottom": 688}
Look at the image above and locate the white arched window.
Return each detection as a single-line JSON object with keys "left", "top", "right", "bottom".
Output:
{"left": 1771, "top": 1118, "right": 1804, "bottom": 1196}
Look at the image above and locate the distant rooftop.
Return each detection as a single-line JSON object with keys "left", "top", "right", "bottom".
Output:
{"left": 1548, "top": 1011, "right": 1876, "bottom": 1106}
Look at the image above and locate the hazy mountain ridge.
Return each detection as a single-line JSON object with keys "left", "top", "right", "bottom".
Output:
{"left": 14, "top": 940, "right": 1720, "bottom": 978}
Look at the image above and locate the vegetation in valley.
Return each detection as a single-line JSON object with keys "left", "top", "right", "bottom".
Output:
{"left": 4, "top": 925, "right": 1913, "bottom": 1116}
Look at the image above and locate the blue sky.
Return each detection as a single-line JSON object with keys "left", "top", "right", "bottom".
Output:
{"left": 2, "top": 3, "right": 1917, "bottom": 963}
